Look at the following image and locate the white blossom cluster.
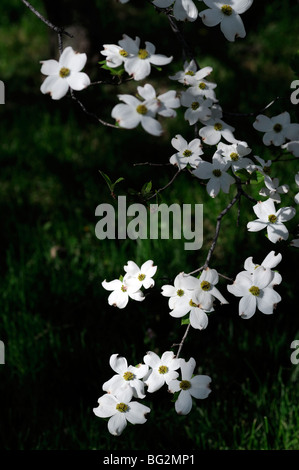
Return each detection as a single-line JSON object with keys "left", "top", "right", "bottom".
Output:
{"left": 93, "top": 351, "right": 211, "bottom": 436}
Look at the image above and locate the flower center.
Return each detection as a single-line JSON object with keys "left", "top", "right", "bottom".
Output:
{"left": 201, "top": 280, "right": 211, "bottom": 291}
{"left": 185, "top": 71, "right": 195, "bottom": 76}
{"left": 221, "top": 5, "right": 233, "bottom": 16}
{"left": 123, "top": 371, "right": 135, "bottom": 381}
{"left": 230, "top": 152, "right": 239, "bottom": 161}
{"left": 189, "top": 299, "right": 198, "bottom": 307}
{"left": 119, "top": 49, "right": 128, "bottom": 57}
{"left": 183, "top": 149, "right": 193, "bottom": 157}
{"left": 199, "top": 82, "right": 207, "bottom": 90}
{"left": 268, "top": 214, "right": 277, "bottom": 223}
{"left": 273, "top": 123, "right": 282, "bottom": 133}
{"left": 59, "top": 67, "right": 70, "bottom": 78}
{"left": 138, "top": 49, "right": 149, "bottom": 60}
{"left": 136, "top": 104, "right": 148, "bottom": 115}
{"left": 177, "top": 289, "right": 184, "bottom": 297}
{"left": 121, "top": 285, "right": 128, "bottom": 292}
{"left": 249, "top": 286, "right": 260, "bottom": 296}
{"left": 116, "top": 403, "right": 128, "bottom": 413}
{"left": 158, "top": 365, "right": 168, "bottom": 374}
{"left": 191, "top": 101, "right": 199, "bottom": 110}
{"left": 179, "top": 380, "right": 191, "bottom": 390}
{"left": 263, "top": 166, "right": 271, "bottom": 175}
{"left": 138, "top": 273, "right": 146, "bottom": 281}
{"left": 213, "top": 169, "right": 222, "bottom": 177}
{"left": 214, "top": 122, "right": 223, "bottom": 131}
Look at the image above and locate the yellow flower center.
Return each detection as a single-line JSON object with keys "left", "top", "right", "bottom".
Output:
{"left": 214, "top": 122, "right": 223, "bottom": 131}
{"left": 180, "top": 380, "right": 191, "bottom": 390}
{"left": 59, "top": 67, "right": 70, "bottom": 78}
{"left": 138, "top": 274, "right": 146, "bottom": 281}
{"left": 221, "top": 5, "right": 233, "bottom": 16}
{"left": 121, "top": 285, "right": 127, "bottom": 292}
{"left": 138, "top": 49, "right": 149, "bottom": 60}
{"left": 268, "top": 214, "right": 277, "bottom": 223}
{"left": 158, "top": 365, "right": 168, "bottom": 374}
{"left": 123, "top": 371, "right": 134, "bottom": 381}
{"left": 191, "top": 101, "right": 200, "bottom": 110}
{"left": 116, "top": 403, "right": 128, "bottom": 413}
{"left": 201, "top": 281, "right": 211, "bottom": 291}
{"left": 177, "top": 289, "right": 184, "bottom": 297}
{"left": 119, "top": 49, "right": 128, "bottom": 57}
{"left": 136, "top": 104, "right": 148, "bottom": 115}
{"left": 185, "top": 71, "right": 195, "bottom": 76}
{"left": 249, "top": 286, "right": 260, "bottom": 296}
{"left": 199, "top": 82, "right": 207, "bottom": 90}
{"left": 230, "top": 152, "right": 239, "bottom": 161}
{"left": 183, "top": 149, "right": 193, "bottom": 157}
{"left": 263, "top": 166, "right": 271, "bottom": 175}
{"left": 189, "top": 299, "right": 198, "bottom": 308}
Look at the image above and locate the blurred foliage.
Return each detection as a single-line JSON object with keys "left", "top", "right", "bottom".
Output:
{"left": 0, "top": 0, "right": 299, "bottom": 451}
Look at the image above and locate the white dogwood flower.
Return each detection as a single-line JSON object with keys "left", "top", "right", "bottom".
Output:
{"left": 169, "top": 61, "right": 213, "bottom": 86}
{"left": 169, "top": 134, "right": 203, "bottom": 169}
{"left": 193, "top": 151, "right": 235, "bottom": 198}
{"left": 195, "top": 268, "right": 229, "bottom": 310}
{"left": 137, "top": 83, "right": 180, "bottom": 117}
{"left": 153, "top": 0, "right": 198, "bottom": 22}
{"left": 247, "top": 199, "right": 296, "bottom": 243}
{"left": 199, "top": 117, "right": 236, "bottom": 145}
{"left": 144, "top": 351, "right": 181, "bottom": 392}
{"left": 117, "top": 34, "right": 173, "bottom": 80}
{"left": 227, "top": 266, "right": 281, "bottom": 319}
{"left": 259, "top": 176, "right": 289, "bottom": 204}
{"left": 217, "top": 141, "right": 253, "bottom": 173}
{"left": 93, "top": 393, "right": 150, "bottom": 436}
{"left": 124, "top": 260, "right": 157, "bottom": 289}
{"left": 244, "top": 251, "right": 282, "bottom": 287}
{"left": 180, "top": 90, "right": 213, "bottom": 125}
{"left": 199, "top": 0, "right": 253, "bottom": 42}
{"left": 40, "top": 46, "right": 90, "bottom": 100}
{"left": 102, "top": 354, "right": 148, "bottom": 402}
{"left": 102, "top": 277, "right": 144, "bottom": 308}
{"left": 111, "top": 91, "right": 163, "bottom": 136}
{"left": 253, "top": 112, "right": 299, "bottom": 146}
{"left": 161, "top": 272, "right": 199, "bottom": 317}
{"left": 282, "top": 141, "right": 299, "bottom": 158}
{"left": 168, "top": 358, "right": 211, "bottom": 415}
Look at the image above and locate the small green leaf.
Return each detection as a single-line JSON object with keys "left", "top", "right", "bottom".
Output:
{"left": 235, "top": 169, "right": 250, "bottom": 182}
{"left": 99, "top": 170, "right": 112, "bottom": 190}
{"left": 119, "top": 275, "right": 124, "bottom": 282}
{"left": 171, "top": 391, "right": 180, "bottom": 403}
{"left": 141, "top": 181, "right": 152, "bottom": 195}
{"left": 181, "top": 317, "right": 190, "bottom": 325}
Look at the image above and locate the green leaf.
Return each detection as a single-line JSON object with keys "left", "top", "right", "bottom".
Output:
{"left": 119, "top": 275, "right": 124, "bottom": 282}
{"left": 235, "top": 169, "right": 251, "bottom": 182}
{"left": 141, "top": 181, "right": 152, "bottom": 195}
{"left": 99, "top": 170, "right": 112, "bottom": 191}
{"left": 181, "top": 317, "right": 190, "bottom": 325}
{"left": 171, "top": 391, "right": 180, "bottom": 403}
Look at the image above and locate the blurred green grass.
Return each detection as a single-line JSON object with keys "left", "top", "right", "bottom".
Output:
{"left": 0, "top": 0, "right": 299, "bottom": 451}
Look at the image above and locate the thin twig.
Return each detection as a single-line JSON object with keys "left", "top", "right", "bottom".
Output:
{"left": 21, "top": 0, "right": 73, "bottom": 37}
{"left": 173, "top": 324, "right": 191, "bottom": 359}
{"left": 133, "top": 162, "right": 172, "bottom": 167}
{"left": 147, "top": 169, "right": 182, "bottom": 200}
{"left": 70, "top": 90, "right": 120, "bottom": 129}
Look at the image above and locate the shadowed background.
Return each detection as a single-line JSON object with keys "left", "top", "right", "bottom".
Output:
{"left": 0, "top": 0, "right": 299, "bottom": 450}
